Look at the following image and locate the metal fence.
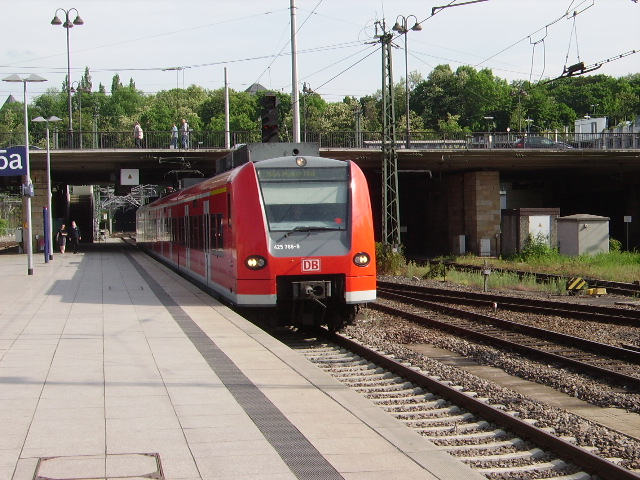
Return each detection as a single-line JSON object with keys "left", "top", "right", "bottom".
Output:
{"left": 2, "top": 129, "right": 639, "bottom": 151}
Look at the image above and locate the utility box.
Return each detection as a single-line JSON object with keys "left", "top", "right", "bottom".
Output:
{"left": 501, "top": 208, "right": 560, "bottom": 256}
{"left": 557, "top": 214, "right": 609, "bottom": 256}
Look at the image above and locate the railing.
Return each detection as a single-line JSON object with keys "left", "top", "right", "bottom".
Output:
{"left": 2, "top": 130, "right": 638, "bottom": 151}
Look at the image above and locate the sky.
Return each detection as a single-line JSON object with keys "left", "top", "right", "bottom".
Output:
{"left": 1, "top": 0, "right": 639, "bottom": 105}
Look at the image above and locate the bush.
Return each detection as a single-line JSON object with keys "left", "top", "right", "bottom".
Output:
{"left": 376, "top": 242, "right": 406, "bottom": 275}
{"left": 513, "top": 233, "right": 558, "bottom": 261}
{"left": 610, "top": 237, "right": 622, "bottom": 253}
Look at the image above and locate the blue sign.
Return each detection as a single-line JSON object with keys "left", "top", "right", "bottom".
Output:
{"left": 0, "top": 146, "right": 28, "bottom": 176}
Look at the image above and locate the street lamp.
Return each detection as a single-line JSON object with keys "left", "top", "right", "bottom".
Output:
{"left": 70, "top": 81, "right": 86, "bottom": 148}
{"left": 163, "top": 67, "right": 189, "bottom": 119}
{"left": 510, "top": 87, "right": 528, "bottom": 132}
{"left": 32, "top": 116, "right": 62, "bottom": 261}
{"left": 2, "top": 74, "right": 48, "bottom": 275}
{"left": 483, "top": 116, "right": 494, "bottom": 132}
{"left": 392, "top": 15, "right": 422, "bottom": 149}
{"left": 525, "top": 118, "right": 534, "bottom": 135}
{"left": 51, "top": 8, "right": 84, "bottom": 148}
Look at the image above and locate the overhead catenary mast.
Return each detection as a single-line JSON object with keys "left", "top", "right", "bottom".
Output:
{"left": 290, "top": 0, "right": 301, "bottom": 142}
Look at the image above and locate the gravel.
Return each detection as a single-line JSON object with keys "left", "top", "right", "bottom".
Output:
{"left": 340, "top": 276, "right": 640, "bottom": 470}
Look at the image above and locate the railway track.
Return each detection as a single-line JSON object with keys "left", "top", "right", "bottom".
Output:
{"left": 427, "top": 261, "right": 640, "bottom": 297}
{"left": 376, "top": 282, "right": 640, "bottom": 390}
{"left": 282, "top": 329, "right": 640, "bottom": 479}
{"left": 378, "top": 280, "right": 640, "bottom": 325}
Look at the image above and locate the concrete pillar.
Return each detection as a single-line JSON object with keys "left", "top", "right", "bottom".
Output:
{"left": 447, "top": 171, "right": 501, "bottom": 256}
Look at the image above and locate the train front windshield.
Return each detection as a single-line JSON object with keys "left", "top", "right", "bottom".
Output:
{"left": 257, "top": 166, "right": 349, "bottom": 232}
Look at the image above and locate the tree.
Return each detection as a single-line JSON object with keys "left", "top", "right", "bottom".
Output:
{"left": 199, "top": 89, "right": 259, "bottom": 132}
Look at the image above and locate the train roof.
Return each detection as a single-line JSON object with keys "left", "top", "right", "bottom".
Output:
{"left": 142, "top": 143, "right": 347, "bottom": 210}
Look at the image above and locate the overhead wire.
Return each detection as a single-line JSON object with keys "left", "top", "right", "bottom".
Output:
{"left": 251, "top": 0, "right": 324, "bottom": 90}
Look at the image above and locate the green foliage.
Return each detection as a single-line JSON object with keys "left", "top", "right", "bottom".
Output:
{"left": 375, "top": 242, "right": 406, "bottom": 275}
{"left": 610, "top": 237, "right": 622, "bottom": 253}
{"left": 512, "top": 233, "right": 559, "bottom": 262}
{"left": 2, "top": 64, "right": 637, "bottom": 143}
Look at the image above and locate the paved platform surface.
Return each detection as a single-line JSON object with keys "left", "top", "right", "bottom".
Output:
{"left": 0, "top": 241, "right": 485, "bottom": 480}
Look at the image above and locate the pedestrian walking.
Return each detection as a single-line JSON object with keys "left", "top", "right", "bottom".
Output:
{"left": 56, "top": 224, "right": 68, "bottom": 254}
{"left": 134, "top": 121, "right": 144, "bottom": 148}
{"left": 68, "top": 220, "right": 82, "bottom": 254}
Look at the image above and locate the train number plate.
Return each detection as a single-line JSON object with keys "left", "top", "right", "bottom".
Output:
{"left": 302, "top": 258, "right": 321, "bottom": 272}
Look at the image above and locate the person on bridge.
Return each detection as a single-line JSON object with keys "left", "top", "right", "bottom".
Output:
{"left": 68, "top": 221, "right": 81, "bottom": 254}
{"left": 181, "top": 118, "right": 189, "bottom": 149}
{"left": 171, "top": 123, "right": 178, "bottom": 149}
{"left": 134, "top": 122, "right": 144, "bottom": 148}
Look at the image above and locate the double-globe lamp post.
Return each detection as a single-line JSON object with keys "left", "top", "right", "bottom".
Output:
{"left": 70, "top": 81, "right": 86, "bottom": 148}
{"left": 392, "top": 15, "right": 422, "bottom": 149}
{"left": 33, "top": 116, "right": 62, "bottom": 261}
{"left": 2, "top": 74, "right": 48, "bottom": 275}
{"left": 51, "top": 8, "right": 84, "bottom": 149}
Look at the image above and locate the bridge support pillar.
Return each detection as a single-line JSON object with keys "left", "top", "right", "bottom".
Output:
{"left": 446, "top": 171, "right": 501, "bottom": 257}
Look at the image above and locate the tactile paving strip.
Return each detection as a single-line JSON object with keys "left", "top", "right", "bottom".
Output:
{"left": 127, "top": 253, "right": 344, "bottom": 480}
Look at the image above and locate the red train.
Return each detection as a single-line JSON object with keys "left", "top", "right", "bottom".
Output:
{"left": 136, "top": 143, "right": 376, "bottom": 330}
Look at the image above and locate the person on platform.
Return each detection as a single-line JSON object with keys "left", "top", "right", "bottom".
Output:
{"left": 68, "top": 221, "right": 82, "bottom": 254}
{"left": 56, "top": 224, "right": 68, "bottom": 254}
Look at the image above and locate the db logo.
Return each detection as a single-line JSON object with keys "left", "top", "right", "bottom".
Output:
{"left": 301, "top": 258, "right": 321, "bottom": 272}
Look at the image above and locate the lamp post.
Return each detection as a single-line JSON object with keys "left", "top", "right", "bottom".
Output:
{"left": 392, "top": 15, "right": 422, "bottom": 149}
{"left": 483, "top": 116, "right": 494, "bottom": 133}
{"left": 51, "top": 8, "right": 84, "bottom": 149}
{"left": 32, "top": 116, "right": 62, "bottom": 261}
{"left": 162, "top": 67, "right": 188, "bottom": 119}
{"left": 70, "top": 81, "right": 86, "bottom": 148}
{"left": 525, "top": 118, "right": 534, "bottom": 136}
{"left": 2, "top": 74, "right": 48, "bottom": 275}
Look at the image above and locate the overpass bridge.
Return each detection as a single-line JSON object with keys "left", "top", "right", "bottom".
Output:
{"left": 5, "top": 130, "right": 640, "bottom": 257}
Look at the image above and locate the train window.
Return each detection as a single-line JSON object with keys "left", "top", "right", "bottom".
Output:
{"left": 227, "top": 192, "right": 232, "bottom": 231}
{"left": 217, "top": 213, "right": 224, "bottom": 249}
{"left": 207, "top": 213, "right": 224, "bottom": 251}
{"left": 257, "top": 167, "right": 349, "bottom": 232}
{"left": 208, "top": 213, "right": 215, "bottom": 250}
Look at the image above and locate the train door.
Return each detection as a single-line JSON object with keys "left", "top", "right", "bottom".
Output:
{"left": 184, "top": 204, "right": 190, "bottom": 271}
{"left": 167, "top": 208, "right": 173, "bottom": 261}
{"left": 203, "top": 200, "right": 211, "bottom": 285}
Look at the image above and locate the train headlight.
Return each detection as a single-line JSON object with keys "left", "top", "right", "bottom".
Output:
{"left": 295, "top": 157, "right": 307, "bottom": 167}
{"left": 245, "top": 255, "right": 267, "bottom": 270}
{"left": 353, "top": 252, "right": 370, "bottom": 267}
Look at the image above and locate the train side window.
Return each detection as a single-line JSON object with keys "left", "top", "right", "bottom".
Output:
{"left": 195, "top": 215, "right": 203, "bottom": 251}
{"left": 227, "top": 192, "right": 232, "bottom": 231}
{"left": 209, "top": 213, "right": 216, "bottom": 250}
{"left": 217, "top": 213, "right": 224, "bottom": 250}
{"left": 180, "top": 217, "right": 186, "bottom": 246}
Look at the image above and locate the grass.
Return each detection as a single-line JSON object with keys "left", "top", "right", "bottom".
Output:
{"left": 449, "top": 250, "right": 640, "bottom": 284}
{"left": 378, "top": 238, "right": 640, "bottom": 294}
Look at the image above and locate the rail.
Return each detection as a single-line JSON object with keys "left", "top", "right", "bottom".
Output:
{"left": 325, "top": 330, "right": 640, "bottom": 480}
{"left": 2, "top": 130, "right": 639, "bottom": 151}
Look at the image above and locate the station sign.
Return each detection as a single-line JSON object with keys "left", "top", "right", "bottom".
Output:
{"left": 0, "top": 146, "right": 27, "bottom": 176}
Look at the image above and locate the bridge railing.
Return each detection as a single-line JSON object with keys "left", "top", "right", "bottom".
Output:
{"left": 4, "top": 130, "right": 639, "bottom": 150}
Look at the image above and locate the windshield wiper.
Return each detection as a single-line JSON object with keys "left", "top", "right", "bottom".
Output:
{"left": 283, "top": 226, "right": 343, "bottom": 238}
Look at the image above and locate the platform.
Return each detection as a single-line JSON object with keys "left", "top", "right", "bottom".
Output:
{"left": 0, "top": 241, "right": 484, "bottom": 480}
